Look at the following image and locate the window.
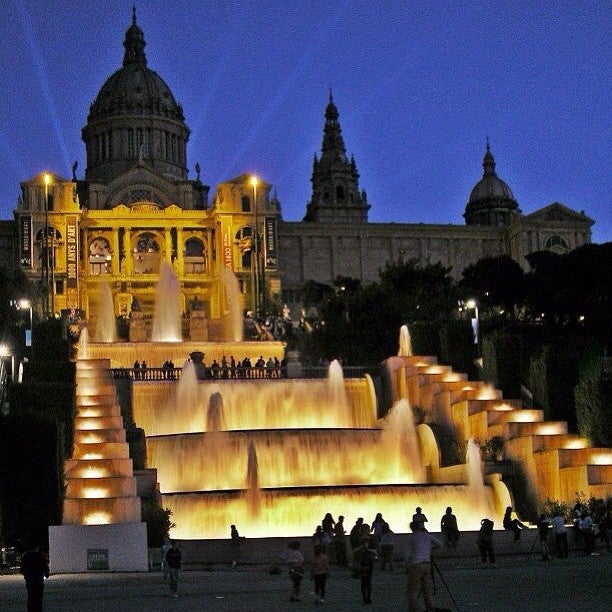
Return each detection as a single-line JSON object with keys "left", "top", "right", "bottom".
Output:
{"left": 336, "top": 185, "right": 345, "bottom": 201}
{"left": 184, "top": 237, "right": 207, "bottom": 274}
{"left": 133, "top": 232, "right": 161, "bottom": 274}
{"left": 545, "top": 235, "right": 569, "bottom": 254}
{"left": 89, "top": 237, "right": 112, "bottom": 276}
{"left": 241, "top": 196, "right": 251, "bottom": 212}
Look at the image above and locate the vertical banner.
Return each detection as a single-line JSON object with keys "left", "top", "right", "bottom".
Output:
{"left": 264, "top": 217, "right": 278, "bottom": 269}
{"left": 65, "top": 215, "right": 79, "bottom": 308}
{"left": 223, "top": 227, "right": 233, "bottom": 269}
{"left": 19, "top": 215, "right": 32, "bottom": 267}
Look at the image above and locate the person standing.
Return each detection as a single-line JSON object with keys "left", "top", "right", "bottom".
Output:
{"left": 160, "top": 536, "right": 171, "bottom": 580}
{"left": 412, "top": 507, "right": 428, "bottom": 529}
{"left": 334, "top": 515, "right": 348, "bottom": 567}
{"left": 551, "top": 511, "right": 569, "bottom": 558}
{"left": 230, "top": 524, "right": 242, "bottom": 567}
{"left": 311, "top": 543, "right": 329, "bottom": 605}
{"left": 20, "top": 543, "right": 49, "bottom": 612}
{"left": 579, "top": 510, "right": 596, "bottom": 556}
{"left": 440, "top": 506, "right": 459, "bottom": 550}
{"left": 354, "top": 535, "right": 377, "bottom": 605}
{"left": 165, "top": 540, "right": 182, "bottom": 598}
{"left": 536, "top": 514, "right": 551, "bottom": 560}
{"left": 477, "top": 518, "right": 496, "bottom": 566}
{"left": 406, "top": 521, "right": 443, "bottom": 612}
{"left": 379, "top": 522, "right": 395, "bottom": 571}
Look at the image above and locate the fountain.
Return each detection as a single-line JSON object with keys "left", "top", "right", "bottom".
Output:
{"left": 398, "top": 324, "right": 413, "bottom": 357}
{"left": 94, "top": 282, "right": 117, "bottom": 343}
{"left": 77, "top": 327, "right": 90, "bottom": 359}
{"left": 151, "top": 261, "right": 182, "bottom": 342}
{"left": 220, "top": 267, "right": 243, "bottom": 342}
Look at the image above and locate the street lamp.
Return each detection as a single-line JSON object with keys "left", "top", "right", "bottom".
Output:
{"left": 43, "top": 173, "right": 51, "bottom": 317}
{"left": 17, "top": 299, "right": 33, "bottom": 356}
{"left": 465, "top": 299, "right": 479, "bottom": 345}
{"left": 250, "top": 176, "right": 260, "bottom": 317}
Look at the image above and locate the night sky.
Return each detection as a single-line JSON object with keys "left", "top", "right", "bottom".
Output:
{"left": 0, "top": 1, "right": 609, "bottom": 243}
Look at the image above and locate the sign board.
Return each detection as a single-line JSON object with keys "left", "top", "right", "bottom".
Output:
{"left": 86, "top": 549, "right": 109, "bottom": 571}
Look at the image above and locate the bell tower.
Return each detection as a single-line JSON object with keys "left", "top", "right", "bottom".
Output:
{"left": 304, "top": 92, "right": 370, "bottom": 223}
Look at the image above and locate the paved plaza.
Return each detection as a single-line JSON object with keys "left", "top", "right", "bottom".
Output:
{"left": 1, "top": 552, "right": 611, "bottom": 611}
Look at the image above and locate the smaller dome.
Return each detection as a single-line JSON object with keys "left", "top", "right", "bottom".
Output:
{"left": 464, "top": 142, "right": 520, "bottom": 226}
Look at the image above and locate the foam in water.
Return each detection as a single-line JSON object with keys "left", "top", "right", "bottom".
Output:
{"left": 151, "top": 261, "right": 182, "bottom": 342}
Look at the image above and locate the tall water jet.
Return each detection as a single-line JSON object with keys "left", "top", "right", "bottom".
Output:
{"left": 328, "top": 359, "right": 352, "bottom": 424}
{"left": 152, "top": 261, "right": 182, "bottom": 342}
{"left": 78, "top": 327, "right": 90, "bottom": 359}
{"left": 220, "top": 267, "right": 243, "bottom": 342}
{"left": 94, "top": 282, "right": 117, "bottom": 343}
{"left": 245, "top": 439, "right": 261, "bottom": 516}
{"left": 398, "top": 324, "right": 413, "bottom": 357}
{"left": 381, "top": 398, "right": 426, "bottom": 482}
{"left": 466, "top": 438, "right": 484, "bottom": 487}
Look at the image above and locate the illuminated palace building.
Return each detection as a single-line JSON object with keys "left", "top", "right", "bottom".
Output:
{"left": 2, "top": 13, "right": 593, "bottom": 326}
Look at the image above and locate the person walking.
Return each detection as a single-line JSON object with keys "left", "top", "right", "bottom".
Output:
{"left": 160, "top": 536, "right": 171, "bottom": 580}
{"left": 440, "top": 506, "right": 459, "bottom": 550}
{"left": 165, "top": 540, "right": 182, "bottom": 598}
{"left": 20, "top": 543, "right": 49, "bottom": 612}
{"left": 280, "top": 541, "right": 305, "bottom": 602}
{"left": 551, "top": 511, "right": 569, "bottom": 558}
{"left": 311, "top": 543, "right": 329, "bottom": 605}
{"left": 406, "top": 521, "right": 443, "bottom": 612}
{"left": 477, "top": 518, "right": 496, "bottom": 566}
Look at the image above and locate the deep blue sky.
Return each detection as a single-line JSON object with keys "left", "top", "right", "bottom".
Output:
{"left": 0, "top": 1, "right": 610, "bottom": 243}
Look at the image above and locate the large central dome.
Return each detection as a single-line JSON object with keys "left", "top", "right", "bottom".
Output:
{"left": 82, "top": 8, "right": 190, "bottom": 185}
{"left": 88, "top": 16, "right": 184, "bottom": 122}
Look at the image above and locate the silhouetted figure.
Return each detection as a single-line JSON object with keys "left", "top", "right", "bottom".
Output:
{"left": 371, "top": 512, "right": 385, "bottom": 548}
{"left": 579, "top": 510, "right": 596, "bottom": 556}
{"left": 20, "top": 544, "right": 49, "bottom": 612}
{"left": 140, "top": 360, "right": 147, "bottom": 381}
{"left": 280, "top": 541, "right": 304, "bottom": 602}
{"left": 311, "top": 543, "right": 329, "bottom": 604}
{"left": 322, "top": 513, "right": 335, "bottom": 538}
{"left": 503, "top": 506, "right": 526, "bottom": 541}
{"left": 165, "top": 541, "right": 182, "bottom": 597}
{"left": 230, "top": 524, "right": 242, "bottom": 567}
{"left": 441, "top": 506, "right": 459, "bottom": 549}
{"left": 406, "top": 521, "right": 442, "bottom": 611}
{"left": 551, "top": 511, "right": 569, "bottom": 558}
{"left": 334, "top": 515, "right": 348, "bottom": 566}
{"left": 412, "top": 507, "right": 428, "bottom": 529}
{"left": 477, "top": 518, "right": 496, "bottom": 566}
{"left": 354, "top": 536, "right": 377, "bottom": 604}
{"left": 379, "top": 522, "right": 395, "bottom": 571}
{"left": 133, "top": 360, "right": 140, "bottom": 380}
{"left": 572, "top": 502, "right": 583, "bottom": 546}
{"left": 537, "top": 514, "right": 552, "bottom": 560}
{"left": 160, "top": 536, "right": 171, "bottom": 580}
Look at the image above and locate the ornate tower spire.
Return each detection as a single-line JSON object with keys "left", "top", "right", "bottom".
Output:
{"left": 123, "top": 6, "right": 147, "bottom": 66}
{"left": 483, "top": 137, "right": 496, "bottom": 176}
{"left": 304, "top": 94, "right": 370, "bottom": 223}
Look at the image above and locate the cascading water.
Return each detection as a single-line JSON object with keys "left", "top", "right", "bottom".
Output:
{"left": 380, "top": 398, "right": 426, "bottom": 482}
{"left": 398, "top": 324, "right": 413, "bottom": 357}
{"left": 152, "top": 261, "right": 182, "bottom": 342}
{"left": 466, "top": 437, "right": 484, "bottom": 488}
{"left": 95, "top": 282, "right": 117, "bottom": 343}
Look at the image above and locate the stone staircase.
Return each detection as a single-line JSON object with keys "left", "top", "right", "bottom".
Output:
{"left": 389, "top": 355, "right": 612, "bottom": 505}
{"left": 63, "top": 358, "right": 142, "bottom": 525}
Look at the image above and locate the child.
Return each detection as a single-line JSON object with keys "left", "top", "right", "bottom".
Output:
{"left": 311, "top": 544, "right": 329, "bottom": 605}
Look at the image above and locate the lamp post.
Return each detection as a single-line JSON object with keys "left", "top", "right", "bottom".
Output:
{"left": 18, "top": 299, "right": 33, "bottom": 357}
{"left": 250, "top": 176, "right": 260, "bottom": 317}
{"left": 43, "top": 173, "right": 51, "bottom": 317}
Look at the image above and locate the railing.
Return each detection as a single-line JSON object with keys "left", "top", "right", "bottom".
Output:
{"left": 111, "top": 365, "right": 372, "bottom": 381}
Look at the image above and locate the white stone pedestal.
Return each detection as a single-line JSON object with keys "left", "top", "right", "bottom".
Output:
{"left": 49, "top": 523, "right": 148, "bottom": 573}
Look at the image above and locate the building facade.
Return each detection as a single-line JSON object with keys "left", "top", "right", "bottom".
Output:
{"left": 5, "top": 12, "right": 594, "bottom": 328}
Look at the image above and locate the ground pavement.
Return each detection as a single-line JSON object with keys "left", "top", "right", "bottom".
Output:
{"left": 1, "top": 552, "right": 611, "bottom": 611}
